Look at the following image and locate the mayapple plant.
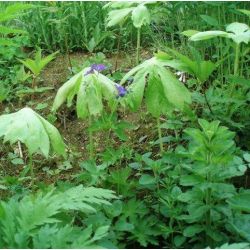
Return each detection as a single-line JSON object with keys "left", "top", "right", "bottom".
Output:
{"left": 120, "top": 56, "right": 191, "bottom": 154}
{"left": 104, "top": 1, "right": 152, "bottom": 65}
{"left": 52, "top": 64, "right": 123, "bottom": 159}
{"left": 18, "top": 48, "right": 58, "bottom": 89}
{"left": 0, "top": 107, "right": 66, "bottom": 186}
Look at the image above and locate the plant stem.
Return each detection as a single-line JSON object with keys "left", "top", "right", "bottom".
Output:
{"left": 29, "top": 153, "right": 34, "bottom": 188}
{"left": 226, "top": 43, "right": 240, "bottom": 115}
{"left": 88, "top": 115, "right": 94, "bottom": 159}
{"left": 157, "top": 117, "right": 164, "bottom": 155}
{"left": 205, "top": 153, "right": 212, "bottom": 246}
{"left": 233, "top": 43, "right": 240, "bottom": 76}
{"left": 115, "top": 26, "right": 122, "bottom": 71}
{"left": 136, "top": 27, "right": 141, "bottom": 65}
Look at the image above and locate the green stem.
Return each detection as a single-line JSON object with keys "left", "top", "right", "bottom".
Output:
{"left": 157, "top": 117, "right": 164, "bottom": 155}
{"left": 136, "top": 27, "right": 141, "bottom": 65}
{"left": 29, "top": 154, "right": 34, "bottom": 188}
{"left": 226, "top": 43, "right": 240, "bottom": 115}
{"left": 88, "top": 116, "right": 94, "bottom": 159}
{"left": 233, "top": 43, "right": 240, "bottom": 76}
{"left": 115, "top": 26, "right": 122, "bottom": 71}
{"left": 205, "top": 153, "right": 212, "bottom": 246}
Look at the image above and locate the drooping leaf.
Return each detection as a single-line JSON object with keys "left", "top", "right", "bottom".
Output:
{"left": 0, "top": 107, "right": 66, "bottom": 158}
{"left": 53, "top": 67, "right": 118, "bottom": 119}
{"left": 106, "top": 8, "right": 134, "bottom": 27}
{"left": 131, "top": 4, "right": 150, "bottom": 28}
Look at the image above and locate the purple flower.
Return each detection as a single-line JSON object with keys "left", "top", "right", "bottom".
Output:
{"left": 115, "top": 84, "right": 127, "bottom": 97}
{"left": 85, "top": 64, "right": 107, "bottom": 76}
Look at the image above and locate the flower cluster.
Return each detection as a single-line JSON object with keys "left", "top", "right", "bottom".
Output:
{"left": 115, "top": 84, "right": 127, "bottom": 98}
{"left": 85, "top": 64, "right": 107, "bottom": 76}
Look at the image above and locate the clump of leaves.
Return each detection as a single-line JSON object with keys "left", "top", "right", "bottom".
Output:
{"left": 176, "top": 119, "right": 248, "bottom": 247}
{"left": 18, "top": 48, "right": 58, "bottom": 89}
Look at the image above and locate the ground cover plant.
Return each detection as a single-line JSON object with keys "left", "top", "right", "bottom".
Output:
{"left": 0, "top": 1, "right": 250, "bottom": 249}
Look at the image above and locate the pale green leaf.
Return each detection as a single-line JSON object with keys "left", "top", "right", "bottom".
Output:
{"left": 131, "top": 4, "right": 150, "bottom": 28}
{"left": 190, "top": 30, "right": 229, "bottom": 41}
{"left": 106, "top": 8, "right": 134, "bottom": 27}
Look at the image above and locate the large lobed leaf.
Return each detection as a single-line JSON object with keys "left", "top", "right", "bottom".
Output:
{"left": 0, "top": 107, "right": 66, "bottom": 158}
{"left": 120, "top": 56, "right": 191, "bottom": 116}
{"left": 53, "top": 68, "right": 118, "bottom": 119}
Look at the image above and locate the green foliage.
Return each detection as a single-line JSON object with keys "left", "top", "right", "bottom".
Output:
{"left": 0, "top": 185, "right": 116, "bottom": 248}
{"left": 52, "top": 67, "right": 118, "bottom": 119}
{"left": 0, "top": 107, "right": 65, "bottom": 158}
{"left": 156, "top": 48, "right": 217, "bottom": 83}
{"left": 120, "top": 56, "right": 191, "bottom": 116}
{"left": 105, "top": 2, "right": 151, "bottom": 29}
{"left": 18, "top": 48, "right": 58, "bottom": 78}
{"left": 189, "top": 22, "right": 250, "bottom": 45}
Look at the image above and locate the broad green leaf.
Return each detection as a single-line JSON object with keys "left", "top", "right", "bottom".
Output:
{"left": 228, "top": 193, "right": 250, "bottom": 212}
{"left": 180, "top": 175, "right": 204, "bottom": 186}
{"left": 200, "top": 14, "right": 219, "bottom": 27}
{"left": 226, "top": 22, "right": 250, "bottom": 44}
{"left": 76, "top": 83, "right": 88, "bottom": 119}
{"left": 0, "top": 108, "right": 66, "bottom": 158}
{"left": 145, "top": 75, "right": 171, "bottom": 117}
{"left": 190, "top": 30, "right": 229, "bottom": 41}
{"left": 243, "top": 153, "right": 250, "bottom": 162}
{"left": 121, "top": 56, "right": 191, "bottom": 114}
{"left": 174, "top": 235, "right": 186, "bottom": 247}
{"left": 183, "top": 224, "right": 204, "bottom": 237}
{"left": 139, "top": 174, "right": 156, "bottom": 185}
{"left": 230, "top": 214, "right": 250, "bottom": 242}
{"left": 126, "top": 70, "right": 147, "bottom": 111}
{"left": 38, "top": 115, "right": 66, "bottom": 158}
{"left": 158, "top": 67, "right": 191, "bottom": 110}
{"left": 238, "top": 9, "right": 250, "bottom": 17}
{"left": 87, "top": 79, "right": 103, "bottom": 116}
{"left": 52, "top": 71, "right": 84, "bottom": 112}
{"left": 226, "top": 22, "right": 249, "bottom": 36}
{"left": 106, "top": 8, "right": 134, "bottom": 27}
{"left": 131, "top": 4, "right": 150, "bottom": 28}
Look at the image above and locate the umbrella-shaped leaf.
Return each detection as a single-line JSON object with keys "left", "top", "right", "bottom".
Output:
{"left": 131, "top": 4, "right": 150, "bottom": 28}
{"left": 106, "top": 8, "right": 134, "bottom": 27}
{"left": 0, "top": 108, "right": 66, "bottom": 158}
{"left": 121, "top": 57, "right": 191, "bottom": 115}
{"left": 53, "top": 67, "right": 118, "bottom": 119}
{"left": 226, "top": 22, "right": 250, "bottom": 44}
